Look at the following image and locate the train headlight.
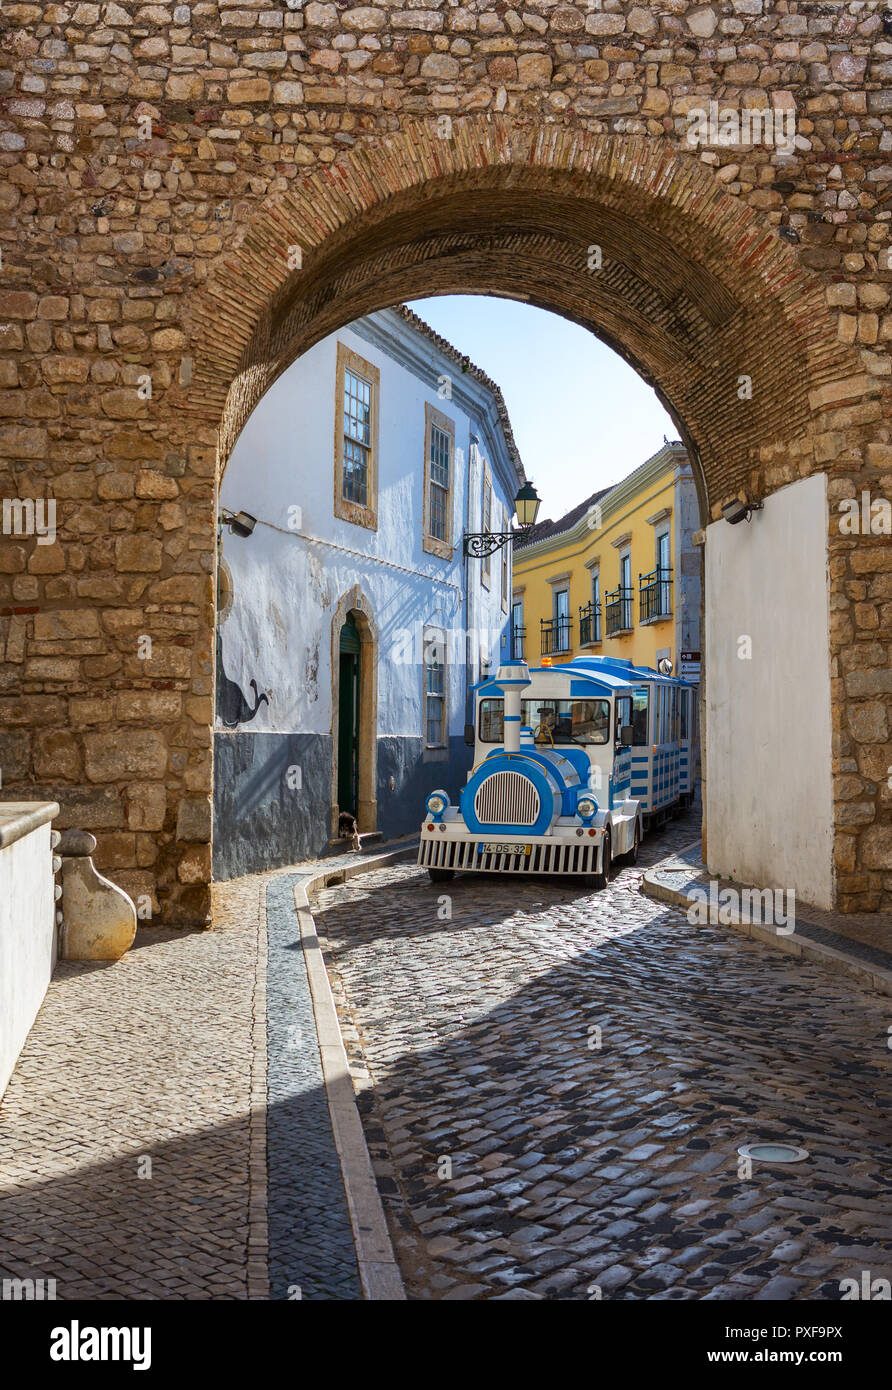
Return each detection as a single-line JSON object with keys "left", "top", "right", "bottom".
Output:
{"left": 576, "top": 796, "right": 597, "bottom": 821}
{"left": 426, "top": 790, "right": 449, "bottom": 821}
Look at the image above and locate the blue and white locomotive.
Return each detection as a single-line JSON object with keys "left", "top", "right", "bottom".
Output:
{"left": 418, "top": 655, "right": 698, "bottom": 887}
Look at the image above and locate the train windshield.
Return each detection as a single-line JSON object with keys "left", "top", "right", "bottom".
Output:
{"left": 478, "top": 698, "right": 610, "bottom": 745}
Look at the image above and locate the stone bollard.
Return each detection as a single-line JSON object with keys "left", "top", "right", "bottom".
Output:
{"left": 57, "top": 829, "right": 137, "bottom": 962}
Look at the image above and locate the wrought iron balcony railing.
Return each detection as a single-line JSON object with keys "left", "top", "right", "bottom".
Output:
{"left": 639, "top": 566, "right": 673, "bottom": 623}
{"left": 540, "top": 616, "right": 572, "bottom": 655}
{"left": 578, "top": 600, "right": 601, "bottom": 646}
{"left": 605, "top": 586, "right": 633, "bottom": 637}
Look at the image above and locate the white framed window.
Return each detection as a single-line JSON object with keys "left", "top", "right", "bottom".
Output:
{"left": 481, "top": 464, "right": 492, "bottom": 588}
{"left": 423, "top": 403, "right": 455, "bottom": 559}
{"left": 334, "top": 343, "right": 378, "bottom": 530}
{"left": 423, "top": 624, "right": 447, "bottom": 748}
{"left": 553, "top": 585, "right": 570, "bottom": 650}
{"left": 656, "top": 529, "right": 671, "bottom": 615}
{"left": 511, "top": 596, "right": 524, "bottom": 660}
{"left": 584, "top": 567, "right": 601, "bottom": 644}
{"left": 619, "top": 550, "right": 632, "bottom": 630}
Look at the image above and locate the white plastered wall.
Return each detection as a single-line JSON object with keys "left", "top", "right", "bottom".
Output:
{"left": 705, "top": 471, "right": 835, "bottom": 909}
{"left": 0, "top": 821, "right": 57, "bottom": 1098}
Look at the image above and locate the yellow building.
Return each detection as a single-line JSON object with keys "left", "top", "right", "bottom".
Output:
{"left": 512, "top": 442, "right": 701, "bottom": 680}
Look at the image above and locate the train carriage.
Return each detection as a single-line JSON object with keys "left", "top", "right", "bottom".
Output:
{"left": 417, "top": 654, "right": 698, "bottom": 886}
{"left": 587, "top": 658, "right": 698, "bottom": 827}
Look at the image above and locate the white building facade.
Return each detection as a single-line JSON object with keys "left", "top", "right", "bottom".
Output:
{"left": 214, "top": 306, "right": 523, "bottom": 877}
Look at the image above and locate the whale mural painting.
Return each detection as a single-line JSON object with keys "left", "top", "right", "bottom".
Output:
{"left": 216, "top": 632, "right": 270, "bottom": 730}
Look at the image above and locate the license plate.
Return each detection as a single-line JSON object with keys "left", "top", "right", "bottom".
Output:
{"left": 477, "top": 842, "right": 531, "bottom": 856}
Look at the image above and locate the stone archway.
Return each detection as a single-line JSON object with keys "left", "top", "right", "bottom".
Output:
{"left": 329, "top": 586, "right": 378, "bottom": 841}
{"left": 184, "top": 115, "right": 881, "bottom": 916}
{"left": 3, "top": 101, "right": 889, "bottom": 921}
{"left": 193, "top": 119, "right": 866, "bottom": 519}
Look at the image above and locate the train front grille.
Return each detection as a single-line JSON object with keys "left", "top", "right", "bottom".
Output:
{"left": 418, "top": 838, "right": 599, "bottom": 875}
{"left": 473, "top": 771, "right": 540, "bottom": 827}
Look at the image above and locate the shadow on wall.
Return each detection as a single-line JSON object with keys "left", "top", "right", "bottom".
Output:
{"left": 377, "top": 736, "right": 472, "bottom": 835}
{"left": 213, "top": 621, "right": 475, "bottom": 878}
{"left": 213, "top": 733, "right": 473, "bottom": 880}
{"left": 213, "top": 732, "right": 332, "bottom": 879}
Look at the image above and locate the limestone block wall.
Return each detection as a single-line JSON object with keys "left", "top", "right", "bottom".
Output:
{"left": 0, "top": 2, "right": 889, "bottom": 918}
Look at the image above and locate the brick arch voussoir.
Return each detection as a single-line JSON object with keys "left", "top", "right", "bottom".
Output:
{"left": 179, "top": 113, "right": 861, "bottom": 514}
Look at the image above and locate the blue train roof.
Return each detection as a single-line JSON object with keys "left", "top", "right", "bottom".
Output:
{"left": 473, "top": 662, "right": 635, "bottom": 697}
{"left": 527, "top": 661, "right": 637, "bottom": 693}
{"left": 472, "top": 655, "right": 696, "bottom": 696}
{"left": 564, "top": 656, "right": 697, "bottom": 688}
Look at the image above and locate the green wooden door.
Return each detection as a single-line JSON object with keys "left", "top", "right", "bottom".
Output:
{"left": 337, "top": 618, "right": 361, "bottom": 815}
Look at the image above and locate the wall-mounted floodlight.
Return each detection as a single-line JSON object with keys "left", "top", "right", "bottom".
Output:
{"left": 221, "top": 509, "right": 257, "bottom": 538}
{"left": 721, "top": 497, "right": 763, "bottom": 526}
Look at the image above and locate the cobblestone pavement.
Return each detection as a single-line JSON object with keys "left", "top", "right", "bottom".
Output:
{"left": 315, "top": 814, "right": 892, "bottom": 1301}
{"left": 0, "top": 871, "right": 360, "bottom": 1300}
{"left": 266, "top": 876, "right": 360, "bottom": 1301}
{"left": 0, "top": 877, "right": 262, "bottom": 1300}
{"left": 646, "top": 840, "right": 892, "bottom": 970}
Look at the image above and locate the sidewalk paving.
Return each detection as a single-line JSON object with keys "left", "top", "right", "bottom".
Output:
{"left": 0, "top": 841, "right": 414, "bottom": 1301}
{"left": 642, "top": 840, "right": 892, "bottom": 997}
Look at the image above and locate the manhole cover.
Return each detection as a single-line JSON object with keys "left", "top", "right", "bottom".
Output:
{"left": 737, "top": 1142, "right": 809, "bottom": 1165}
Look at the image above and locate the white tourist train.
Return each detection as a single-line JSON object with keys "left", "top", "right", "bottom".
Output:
{"left": 418, "top": 654, "right": 698, "bottom": 887}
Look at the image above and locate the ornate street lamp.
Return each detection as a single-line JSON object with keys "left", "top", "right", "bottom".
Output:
{"left": 463, "top": 481, "right": 541, "bottom": 558}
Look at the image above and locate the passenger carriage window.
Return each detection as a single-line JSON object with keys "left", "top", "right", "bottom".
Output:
{"left": 632, "top": 689, "right": 649, "bottom": 744}
{"left": 615, "top": 696, "right": 632, "bottom": 744}
{"left": 680, "top": 687, "right": 689, "bottom": 740}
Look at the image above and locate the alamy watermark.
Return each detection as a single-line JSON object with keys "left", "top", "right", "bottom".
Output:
{"left": 390, "top": 622, "right": 504, "bottom": 667}
{"left": 686, "top": 102, "right": 797, "bottom": 156}
{"left": 839, "top": 1271, "right": 890, "bottom": 1300}
{"left": 687, "top": 882, "right": 796, "bottom": 934}
{"left": 837, "top": 491, "right": 891, "bottom": 536}
{"left": 2, "top": 1276, "right": 57, "bottom": 1300}
{"left": 2, "top": 497, "right": 56, "bottom": 545}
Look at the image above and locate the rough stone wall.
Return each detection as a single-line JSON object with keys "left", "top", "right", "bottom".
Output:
{"left": 0, "top": 1, "right": 890, "bottom": 919}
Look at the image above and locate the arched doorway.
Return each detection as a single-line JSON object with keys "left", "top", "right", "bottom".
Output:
{"left": 330, "top": 592, "right": 378, "bottom": 841}
{"left": 337, "top": 615, "right": 361, "bottom": 824}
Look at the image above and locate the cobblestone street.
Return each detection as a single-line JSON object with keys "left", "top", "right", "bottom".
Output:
{"left": 0, "top": 814, "right": 889, "bottom": 1303}
{"left": 315, "top": 815, "right": 892, "bottom": 1301}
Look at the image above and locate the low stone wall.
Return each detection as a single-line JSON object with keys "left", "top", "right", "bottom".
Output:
{"left": 0, "top": 801, "right": 58, "bottom": 1099}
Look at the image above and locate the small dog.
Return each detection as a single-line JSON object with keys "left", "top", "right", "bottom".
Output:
{"left": 338, "top": 811, "right": 362, "bottom": 853}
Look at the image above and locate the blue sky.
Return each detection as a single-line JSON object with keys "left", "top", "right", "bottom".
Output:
{"left": 406, "top": 295, "right": 677, "bottom": 525}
